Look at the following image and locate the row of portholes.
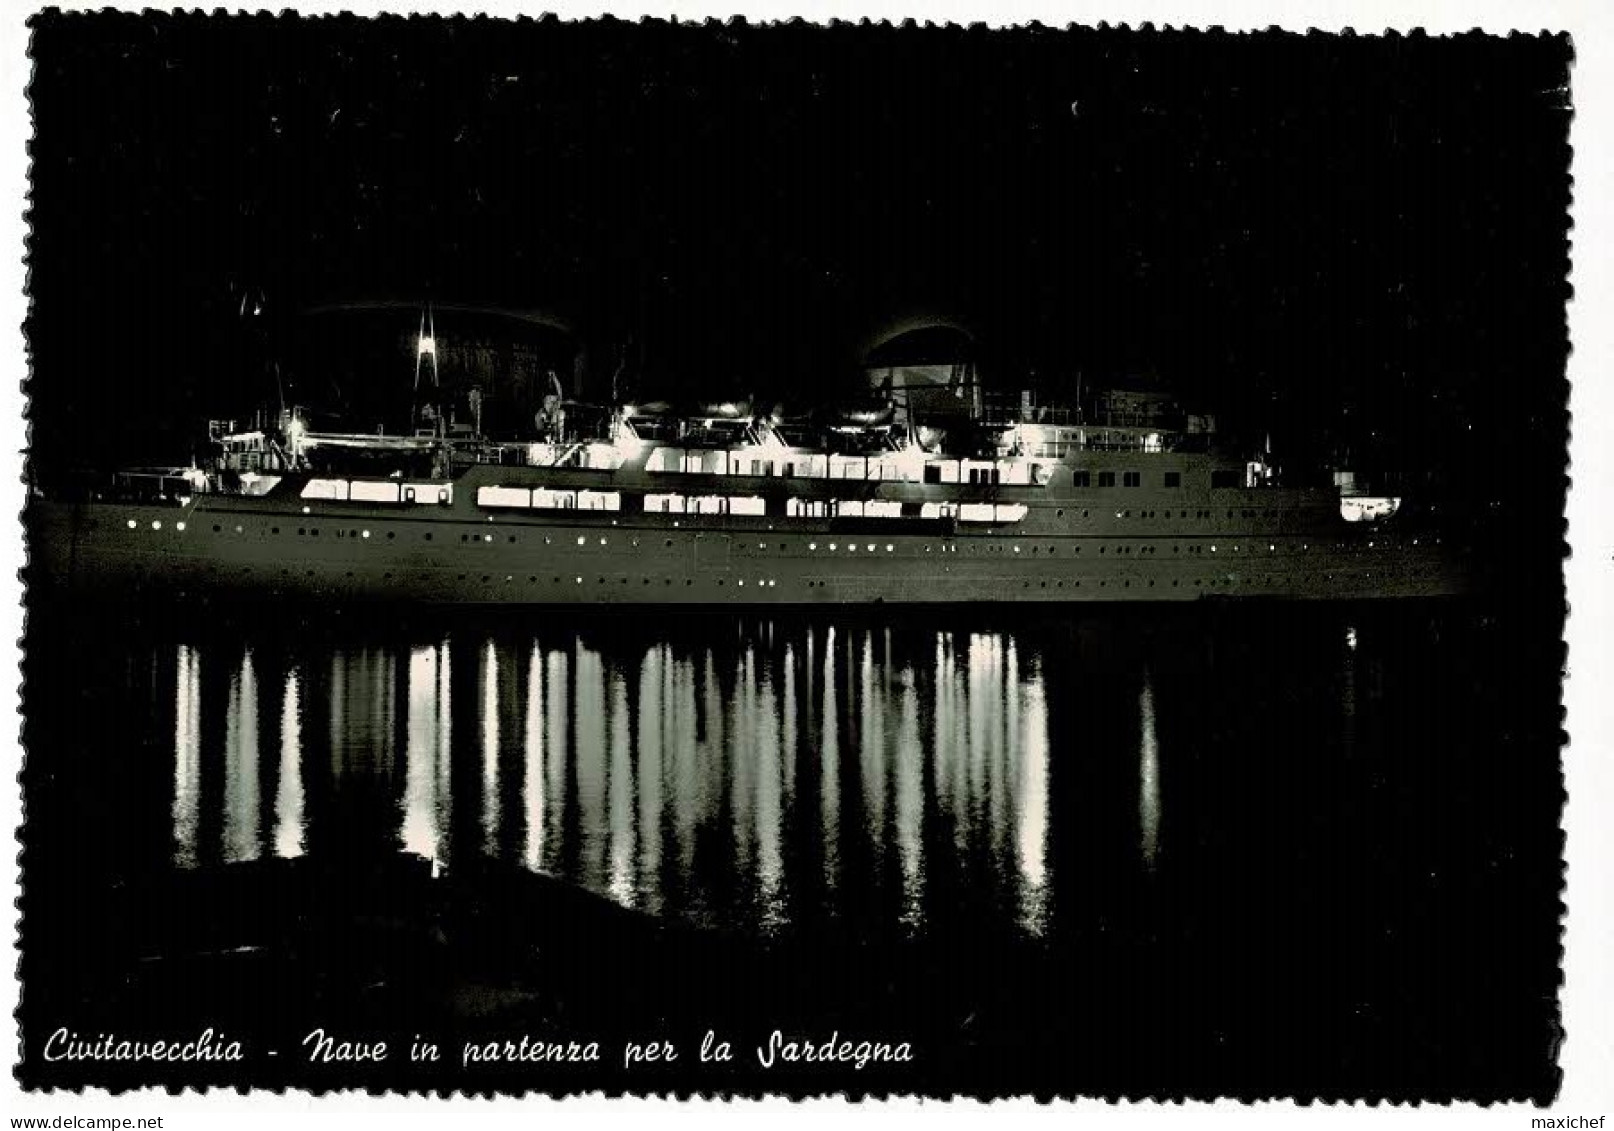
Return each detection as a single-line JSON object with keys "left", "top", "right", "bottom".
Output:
{"left": 209, "top": 522, "right": 405, "bottom": 541}
{"left": 177, "top": 523, "right": 1415, "bottom": 557}
{"left": 806, "top": 542, "right": 898, "bottom": 553}
{"left": 1026, "top": 579, "right": 1174, "bottom": 589}
{"left": 262, "top": 570, "right": 797, "bottom": 589}
{"left": 1008, "top": 578, "right": 1244, "bottom": 590}
{"left": 1048, "top": 508, "right": 1285, "bottom": 521}
{"left": 164, "top": 563, "right": 1448, "bottom": 592}
{"left": 334, "top": 572, "right": 1405, "bottom": 588}
{"left": 250, "top": 565, "right": 1216, "bottom": 588}
{"left": 173, "top": 555, "right": 1439, "bottom": 590}
{"left": 212, "top": 566, "right": 1255, "bottom": 592}
{"left": 207, "top": 524, "right": 659, "bottom": 548}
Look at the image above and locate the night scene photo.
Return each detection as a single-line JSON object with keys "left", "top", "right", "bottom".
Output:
{"left": 16, "top": 11, "right": 1570, "bottom": 1103}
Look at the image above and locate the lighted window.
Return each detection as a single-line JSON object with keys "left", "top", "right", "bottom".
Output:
{"left": 645, "top": 493, "right": 687, "bottom": 514}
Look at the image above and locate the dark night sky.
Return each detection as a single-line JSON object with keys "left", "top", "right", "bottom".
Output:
{"left": 25, "top": 13, "right": 1571, "bottom": 508}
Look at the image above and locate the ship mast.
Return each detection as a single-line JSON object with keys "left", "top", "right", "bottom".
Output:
{"left": 411, "top": 304, "right": 455, "bottom": 478}
{"left": 413, "top": 304, "right": 441, "bottom": 437}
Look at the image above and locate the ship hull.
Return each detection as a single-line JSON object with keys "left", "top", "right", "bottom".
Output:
{"left": 25, "top": 498, "right": 1473, "bottom": 605}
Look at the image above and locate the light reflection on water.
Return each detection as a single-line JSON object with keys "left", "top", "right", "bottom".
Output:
{"left": 274, "top": 668, "right": 304, "bottom": 860}
{"left": 171, "top": 643, "right": 201, "bottom": 869}
{"left": 1139, "top": 672, "right": 1160, "bottom": 872}
{"left": 222, "top": 650, "right": 258, "bottom": 864}
{"left": 165, "top": 621, "right": 1084, "bottom": 937}
{"left": 402, "top": 645, "right": 446, "bottom": 865}
{"left": 22, "top": 587, "right": 1562, "bottom": 1095}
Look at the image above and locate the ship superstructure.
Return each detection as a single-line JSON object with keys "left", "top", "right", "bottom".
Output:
{"left": 27, "top": 372, "right": 1466, "bottom": 604}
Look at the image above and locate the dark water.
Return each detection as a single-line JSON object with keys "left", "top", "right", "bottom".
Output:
{"left": 19, "top": 600, "right": 1564, "bottom": 1097}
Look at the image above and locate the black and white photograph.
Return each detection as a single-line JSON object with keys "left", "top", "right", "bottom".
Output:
{"left": 7, "top": 1, "right": 1596, "bottom": 1115}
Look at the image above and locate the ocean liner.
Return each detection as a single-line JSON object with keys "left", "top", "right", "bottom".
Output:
{"left": 25, "top": 336, "right": 1470, "bottom": 604}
